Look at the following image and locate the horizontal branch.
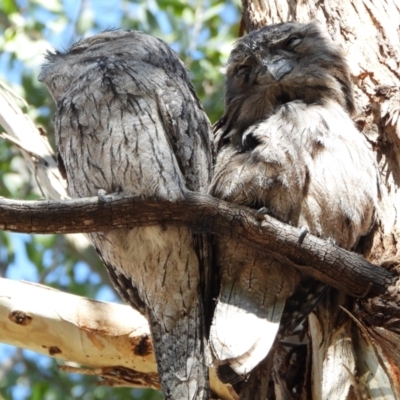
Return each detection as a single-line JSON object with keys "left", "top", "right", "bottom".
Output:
{"left": 0, "top": 192, "right": 396, "bottom": 297}
{"left": 0, "top": 278, "right": 236, "bottom": 400}
{"left": 0, "top": 278, "right": 156, "bottom": 381}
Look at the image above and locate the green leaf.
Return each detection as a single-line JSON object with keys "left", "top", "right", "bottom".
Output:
{"left": 31, "top": 0, "right": 63, "bottom": 13}
{"left": 157, "top": 0, "right": 185, "bottom": 12}
{"left": 2, "top": 0, "right": 18, "bottom": 15}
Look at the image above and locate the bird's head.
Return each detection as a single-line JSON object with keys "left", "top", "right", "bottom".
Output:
{"left": 217, "top": 22, "right": 355, "bottom": 145}
{"left": 38, "top": 30, "right": 190, "bottom": 103}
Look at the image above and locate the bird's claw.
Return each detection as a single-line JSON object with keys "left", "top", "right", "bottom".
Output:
{"left": 298, "top": 226, "right": 309, "bottom": 244}
{"left": 327, "top": 237, "right": 337, "bottom": 246}
{"left": 98, "top": 189, "right": 108, "bottom": 203}
{"left": 255, "top": 207, "right": 270, "bottom": 221}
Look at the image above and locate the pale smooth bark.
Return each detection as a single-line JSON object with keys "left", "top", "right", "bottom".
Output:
{"left": 0, "top": 81, "right": 66, "bottom": 200}
{"left": 0, "top": 278, "right": 237, "bottom": 400}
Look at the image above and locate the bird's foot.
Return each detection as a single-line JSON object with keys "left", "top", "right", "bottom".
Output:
{"left": 255, "top": 207, "right": 270, "bottom": 221}
{"left": 97, "top": 187, "right": 123, "bottom": 203}
{"left": 97, "top": 189, "right": 109, "bottom": 203}
{"left": 327, "top": 237, "right": 336, "bottom": 245}
{"left": 298, "top": 226, "right": 309, "bottom": 244}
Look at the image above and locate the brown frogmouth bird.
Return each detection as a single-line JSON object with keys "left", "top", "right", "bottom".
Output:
{"left": 209, "top": 21, "right": 378, "bottom": 382}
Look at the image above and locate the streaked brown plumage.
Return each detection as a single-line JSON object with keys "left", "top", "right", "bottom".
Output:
{"left": 209, "top": 21, "right": 378, "bottom": 384}
{"left": 39, "top": 30, "right": 213, "bottom": 399}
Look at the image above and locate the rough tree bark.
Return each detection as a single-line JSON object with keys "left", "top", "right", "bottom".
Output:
{"left": 238, "top": 1, "right": 400, "bottom": 399}
{"left": 0, "top": 194, "right": 395, "bottom": 297}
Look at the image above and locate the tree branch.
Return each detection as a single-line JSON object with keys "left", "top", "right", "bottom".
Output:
{"left": 0, "top": 192, "right": 395, "bottom": 297}
{"left": 0, "top": 81, "right": 67, "bottom": 200}
{"left": 0, "top": 278, "right": 236, "bottom": 399}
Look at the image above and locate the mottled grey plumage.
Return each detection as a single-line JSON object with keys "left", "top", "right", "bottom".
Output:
{"left": 210, "top": 21, "right": 378, "bottom": 380}
{"left": 39, "top": 30, "right": 213, "bottom": 399}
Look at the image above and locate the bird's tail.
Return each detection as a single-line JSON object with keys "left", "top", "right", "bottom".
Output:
{"left": 149, "top": 299, "right": 210, "bottom": 400}
{"left": 209, "top": 253, "right": 300, "bottom": 377}
{"left": 144, "top": 229, "right": 211, "bottom": 399}
{"left": 210, "top": 282, "right": 283, "bottom": 376}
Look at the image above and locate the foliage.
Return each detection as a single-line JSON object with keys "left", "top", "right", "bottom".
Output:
{"left": 0, "top": 0, "right": 240, "bottom": 399}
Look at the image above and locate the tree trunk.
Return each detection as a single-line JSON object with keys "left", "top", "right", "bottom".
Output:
{"left": 239, "top": 1, "right": 400, "bottom": 399}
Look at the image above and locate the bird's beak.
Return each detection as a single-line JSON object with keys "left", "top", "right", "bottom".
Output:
{"left": 261, "top": 58, "right": 294, "bottom": 81}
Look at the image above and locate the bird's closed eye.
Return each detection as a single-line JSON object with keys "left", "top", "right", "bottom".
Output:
{"left": 70, "top": 38, "right": 110, "bottom": 54}
{"left": 242, "top": 132, "right": 261, "bottom": 151}
{"left": 285, "top": 36, "right": 301, "bottom": 48}
{"left": 69, "top": 40, "right": 88, "bottom": 54}
{"left": 236, "top": 64, "right": 252, "bottom": 76}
